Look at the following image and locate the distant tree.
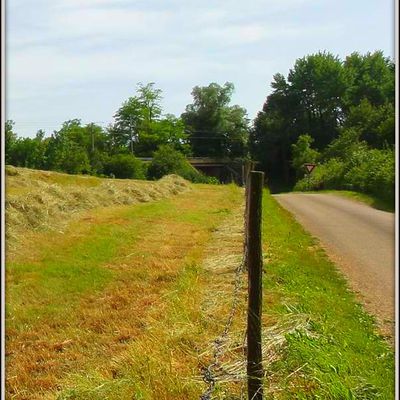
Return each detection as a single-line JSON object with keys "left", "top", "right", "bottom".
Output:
{"left": 287, "top": 51, "right": 347, "bottom": 147}
{"left": 5, "top": 120, "right": 17, "bottom": 164}
{"left": 111, "top": 82, "right": 170, "bottom": 156}
{"left": 148, "top": 114, "right": 191, "bottom": 155}
{"left": 343, "top": 99, "right": 394, "bottom": 148}
{"left": 181, "top": 82, "right": 249, "bottom": 158}
{"left": 45, "top": 120, "right": 91, "bottom": 173}
{"left": 251, "top": 52, "right": 350, "bottom": 186}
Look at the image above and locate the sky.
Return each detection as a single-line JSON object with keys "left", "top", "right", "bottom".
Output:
{"left": 6, "top": 0, "right": 395, "bottom": 138}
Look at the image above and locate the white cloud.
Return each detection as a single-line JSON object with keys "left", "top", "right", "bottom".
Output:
{"left": 6, "top": 0, "right": 394, "bottom": 137}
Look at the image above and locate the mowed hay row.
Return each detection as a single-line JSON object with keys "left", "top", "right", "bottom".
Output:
{"left": 5, "top": 166, "right": 190, "bottom": 247}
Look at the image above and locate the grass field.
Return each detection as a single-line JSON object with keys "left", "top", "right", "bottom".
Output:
{"left": 5, "top": 168, "right": 395, "bottom": 399}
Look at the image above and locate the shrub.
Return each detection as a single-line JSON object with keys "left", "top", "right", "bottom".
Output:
{"left": 291, "top": 134, "right": 320, "bottom": 178}
{"left": 294, "top": 158, "right": 346, "bottom": 191}
{"left": 103, "top": 154, "right": 146, "bottom": 179}
{"left": 148, "top": 145, "right": 214, "bottom": 183}
{"left": 345, "top": 148, "right": 394, "bottom": 201}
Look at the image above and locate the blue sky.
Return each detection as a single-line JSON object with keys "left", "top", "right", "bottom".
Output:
{"left": 6, "top": 0, "right": 395, "bottom": 138}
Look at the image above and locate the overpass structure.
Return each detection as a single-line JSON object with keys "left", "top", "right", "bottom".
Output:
{"left": 138, "top": 157, "right": 251, "bottom": 184}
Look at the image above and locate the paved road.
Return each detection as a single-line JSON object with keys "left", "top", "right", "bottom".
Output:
{"left": 273, "top": 193, "right": 395, "bottom": 337}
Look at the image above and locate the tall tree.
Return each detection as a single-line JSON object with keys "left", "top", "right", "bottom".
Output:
{"left": 181, "top": 82, "right": 249, "bottom": 158}
{"left": 343, "top": 51, "right": 395, "bottom": 108}
{"left": 251, "top": 52, "right": 347, "bottom": 186}
{"left": 112, "top": 82, "right": 166, "bottom": 156}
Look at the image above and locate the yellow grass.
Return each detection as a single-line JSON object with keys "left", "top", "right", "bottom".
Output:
{"left": 5, "top": 167, "right": 190, "bottom": 254}
{"left": 5, "top": 169, "right": 244, "bottom": 399}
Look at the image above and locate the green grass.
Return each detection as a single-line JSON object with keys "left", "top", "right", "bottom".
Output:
{"left": 6, "top": 182, "right": 394, "bottom": 399}
{"left": 262, "top": 190, "right": 394, "bottom": 398}
{"left": 6, "top": 183, "right": 242, "bottom": 399}
{"left": 293, "top": 189, "right": 394, "bottom": 212}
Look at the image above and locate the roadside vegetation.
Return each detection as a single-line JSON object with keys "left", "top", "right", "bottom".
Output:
{"left": 5, "top": 170, "right": 394, "bottom": 399}
{"left": 5, "top": 51, "right": 394, "bottom": 207}
{"left": 260, "top": 190, "right": 394, "bottom": 398}
{"left": 5, "top": 82, "right": 249, "bottom": 184}
{"left": 293, "top": 189, "right": 395, "bottom": 212}
{"left": 251, "top": 51, "right": 394, "bottom": 207}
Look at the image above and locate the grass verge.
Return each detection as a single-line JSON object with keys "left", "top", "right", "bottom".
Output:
{"left": 262, "top": 189, "right": 394, "bottom": 398}
{"left": 293, "top": 189, "right": 394, "bottom": 212}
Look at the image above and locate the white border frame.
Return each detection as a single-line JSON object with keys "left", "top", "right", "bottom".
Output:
{"left": 1, "top": 0, "right": 6, "bottom": 396}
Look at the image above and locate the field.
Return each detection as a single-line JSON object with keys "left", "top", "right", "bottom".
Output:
{"left": 5, "top": 168, "right": 394, "bottom": 399}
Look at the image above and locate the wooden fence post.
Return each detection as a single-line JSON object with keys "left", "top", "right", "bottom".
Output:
{"left": 246, "top": 171, "right": 264, "bottom": 400}
{"left": 243, "top": 161, "right": 254, "bottom": 270}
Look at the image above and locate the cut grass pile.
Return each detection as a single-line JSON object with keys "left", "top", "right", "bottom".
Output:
{"left": 6, "top": 182, "right": 243, "bottom": 399}
{"left": 5, "top": 166, "right": 189, "bottom": 250}
{"left": 5, "top": 171, "right": 394, "bottom": 399}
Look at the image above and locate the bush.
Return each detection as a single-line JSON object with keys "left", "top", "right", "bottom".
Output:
{"left": 103, "top": 154, "right": 146, "bottom": 179}
{"left": 147, "top": 145, "right": 214, "bottom": 183}
{"left": 294, "top": 148, "right": 394, "bottom": 205}
{"left": 294, "top": 158, "right": 346, "bottom": 191}
{"left": 345, "top": 148, "right": 394, "bottom": 201}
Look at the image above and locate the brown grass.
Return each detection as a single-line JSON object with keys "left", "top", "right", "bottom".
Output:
{"left": 6, "top": 181, "right": 243, "bottom": 399}
{"left": 5, "top": 167, "right": 189, "bottom": 253}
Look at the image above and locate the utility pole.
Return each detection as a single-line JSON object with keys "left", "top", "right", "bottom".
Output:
{"left": 129, "top": 117, "right": 134, "bottom": 155}
{"left": 91, "top": 124, "right": 95, "bottom": 153}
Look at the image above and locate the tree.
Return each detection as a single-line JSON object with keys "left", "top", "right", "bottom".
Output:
{"left": 291, "top": 134, "right": 320, "bottom": 178}
{"left": 147, "top": 145, "right": 209, "bottom": 182}
{"left": 111, "top": 82, "right": 166, "bottom": 156}
{"left": 181, "top": 82, "right": 249, "bottom": 158}
{"left": 5, "top": 120, "right": 17, "bottom": 164}
{"left": 287, "top": 52, "right": 347, "bottom": 148}
{"left": 343, "top": 51, "right": 395, "bottom": 109}
{"left": 45, "top": 120, "right": 91, "bottom": 173}
{"left": 343, "top": 99, "right": 394, "bottom": 148}
{"left": 250, "top": 52, "right": 347, "bottom": 187}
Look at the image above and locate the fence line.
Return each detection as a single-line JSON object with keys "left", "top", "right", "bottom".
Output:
{"left": 200, "top": 166, "right": 265, "bottom": 400}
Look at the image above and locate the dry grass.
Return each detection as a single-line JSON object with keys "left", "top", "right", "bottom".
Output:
{"left": 6, "top": 180, "right": 243, "bottom": 399}
{"left": 5, "top": 166, "right": 189, "bottom": 252}
{"left": 194, "top": 205, "right": 314, "bottom": 399}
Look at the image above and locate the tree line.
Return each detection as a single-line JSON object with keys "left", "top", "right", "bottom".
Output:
{"left": 5, "top": 82, "right": 248, "bottom": 182}
{"left": 5, "top": 51, "right": 395, "bottom": 201}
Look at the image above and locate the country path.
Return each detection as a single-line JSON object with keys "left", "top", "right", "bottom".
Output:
{"left": 273, "top": 193, "right": 396, "bottom": 338}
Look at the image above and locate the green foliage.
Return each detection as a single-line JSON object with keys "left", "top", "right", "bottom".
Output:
{"left": 343, "top": 51, "right": 395, "bottom": 108}
{"left": 251, "top": 50, "right": 394, "bottom": 191}
{"left": 147, "top": 145, "right": 212, "bottom": 183}
{"left": 111, "top": 83, "right": 190, "bottom": 157}
{"left": 103, "top": 154, "right": 146, "bottom": 179}
{"left": 5, "top": 120, "right": 17, "bottom": 164}
{"left": 295, "top": 148, "right": 394, "bottom": 206}
{"left": 182, "top": 82, "right": 249, "bottom": 158}
{"left": 344, "top": 99, "right": 395, "bottom": 147}
{"left": 345, "top": 148, "right": 395, "bottom": 201}
{"left": 44, "top": 120, "right": 105, "bottom": 174}
{"left": 291, "top": 134, "right": 320, "bottom": 178}
{"left": 294, "top": 158, "right": 346, "bottom": 191}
